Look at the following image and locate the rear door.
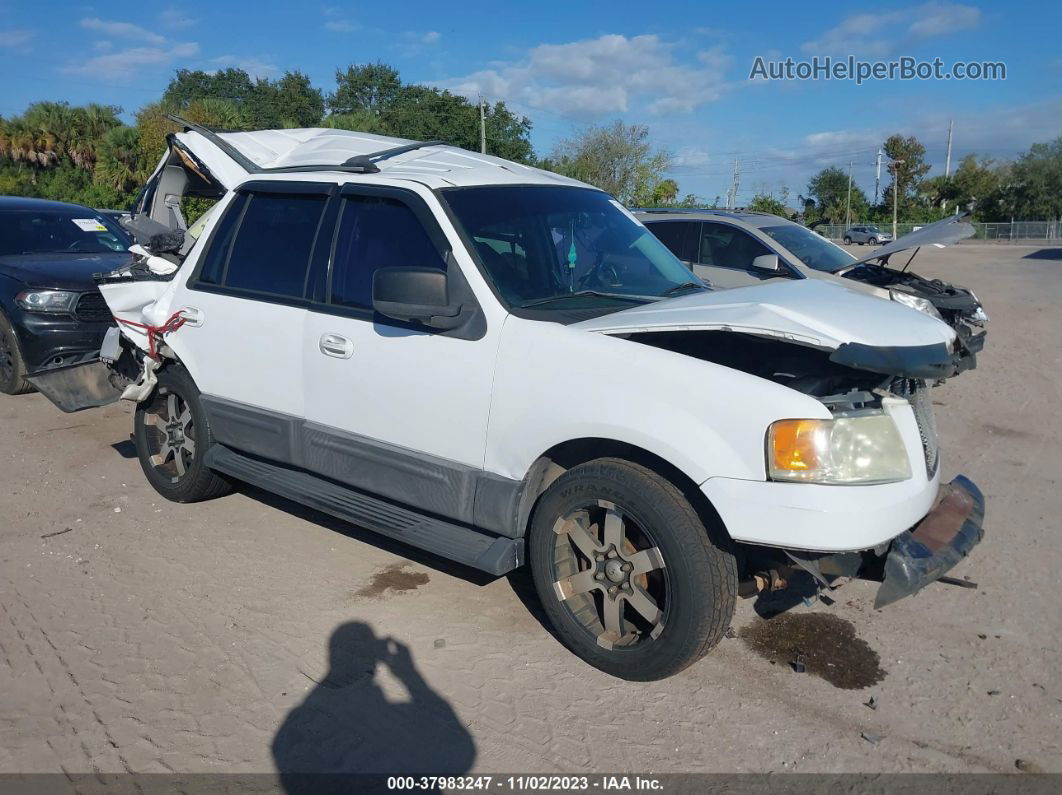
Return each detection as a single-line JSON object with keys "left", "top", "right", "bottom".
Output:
{"left": 170, "top": 181, "right": 336, "bottom": 459}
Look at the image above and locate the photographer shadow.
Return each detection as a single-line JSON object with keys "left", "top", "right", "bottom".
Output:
{"left": 272, "top": 621, "right": 476, "bottom": 793}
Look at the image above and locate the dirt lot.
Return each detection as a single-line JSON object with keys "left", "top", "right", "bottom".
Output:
{"left": 1, "top": 243, "right": 1060, "bottom": 777}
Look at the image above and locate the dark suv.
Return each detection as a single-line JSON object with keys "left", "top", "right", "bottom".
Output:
{"left": 0, "top": 197, "right": 132, "bottom": 394}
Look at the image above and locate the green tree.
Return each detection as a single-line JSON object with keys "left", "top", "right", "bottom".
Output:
{"left": 329, "top": 62, "right": 402, "bottom": 115}
{"left": 803, "top": 166, "right": 868, "bottom": 223}
{"left": 1008, "top": 136, "right": 1062, "bottom": 220}
{"left": 95, "top": 125, "right": 142, "bottom": 195}
{"left": 545, "top": 121, "right": 671, "bottom": 205}
{"left": 747, "top": 192, "right": 788, "bottom": 217}
{"left": 881, "top": 133, "right": 931, "bottom": 207}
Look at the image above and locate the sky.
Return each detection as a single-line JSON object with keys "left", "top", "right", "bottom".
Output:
{"left": 1, "top": 0, "right": 1060, "bottom": 204}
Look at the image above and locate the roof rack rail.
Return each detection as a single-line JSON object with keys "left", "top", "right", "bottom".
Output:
{"left": 341, "top": 140, "right": 446, "bottom": 173}
{"left": 168, "top": 115, "right": 262, "bottom": 175}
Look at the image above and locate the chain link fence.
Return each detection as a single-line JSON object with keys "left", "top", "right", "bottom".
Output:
{"left": 819, "top": 220, "right": 1062, "bottom": 243}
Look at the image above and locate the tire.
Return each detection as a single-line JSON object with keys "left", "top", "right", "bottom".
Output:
{"left": 869, "top": 237, "right": 878, "bottom": 245}
{"left": 843, "top": 236, "right": 852, "bottom": 245}
{"left": 133, "top": 365, "right": 232, "bottom": 503}
{"left": 0, "top": 314, "right": 34, "bottom": 395}
{"left": 528, "top": 458, "right": 737, "bottom": 681}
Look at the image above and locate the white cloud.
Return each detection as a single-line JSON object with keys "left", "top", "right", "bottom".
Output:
{"left": 93, "top": 40, "right": 113, "bottom": 52}
{"left": 211, "top": 55, "right": 279, "bottom": 80}
{"left": 80, "top": 17, "right": 167, "bottom": 47}
{"left": 0, "top": 29, "right": 32, "bottom": 48}
{"left": 160, "top": 8, "right": 198, "bottom": 30}
{"left": 802, "top": 2, "right": 981, "bottom": 56}
{"left": 439, "top": 34, "right": 731, "bottom": 119}
{"left": 324, "top": 19, "right": 359, "bottom": 32}
{"left": 62, "top": 42, "right": 200, "bottom": 82}
{"left": 418, "top": 30, "right": 441, "bottom": 45}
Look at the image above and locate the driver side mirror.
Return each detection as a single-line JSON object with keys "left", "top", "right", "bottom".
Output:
{"left": 750, "top": 254, "right": 782, "bottom": 273}
{"left": 372, "top": 267, "right": 464, "bottom": 330}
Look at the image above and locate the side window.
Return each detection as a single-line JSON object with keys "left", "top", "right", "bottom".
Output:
{"left": 223, "top": 193, "right": 327, "bottom": 298}
{"left": 699, "top": 222, "right": 772, "bottom": 270}
{"left": 330, "top": 194, "right": 446, "bottom": 310}
{"left": 197, "top": 194, "right": 247, "bottom": 285}
{"left": 647, "top": 221, "right": 699, "bottom": 262}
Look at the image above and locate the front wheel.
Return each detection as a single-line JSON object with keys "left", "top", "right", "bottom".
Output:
{"left": 869, "top": 237, "right": 879, "bottom": 245}
{"left": 0, "top": 314, "right": 33, "bottom": 395}
{"left": 529, "top": 459, "right": 737, "bottom": 680}
{"left": 133, "top": 365, "right": 232, "bottom": 503}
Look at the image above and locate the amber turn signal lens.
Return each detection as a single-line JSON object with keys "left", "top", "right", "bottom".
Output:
{"left": 769, "top": 419, "right": 824, "bottom": 472}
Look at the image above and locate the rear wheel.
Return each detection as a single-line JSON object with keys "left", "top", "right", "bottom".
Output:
{"left": 529, "top": 459, "right": 736, "bottom": 680}
{"left": 0, "top": 314, "right": 33, "bottom": 395}
{"left": 843, "top": 236, "right": 852, "bottom": 245}
{"left": 133, "top": 365, "right": 232, "bottom": 502}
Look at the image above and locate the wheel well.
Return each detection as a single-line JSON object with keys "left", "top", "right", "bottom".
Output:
{"left": 517, "top": 438, "right": 730, "bottom": 544}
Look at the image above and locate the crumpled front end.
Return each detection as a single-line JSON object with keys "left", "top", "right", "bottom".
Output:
{"left": 873, "top": 475, "right": 985, "bottom": 607}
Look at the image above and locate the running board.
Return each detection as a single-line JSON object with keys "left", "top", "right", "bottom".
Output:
{"left": 204, "top": 444, "right": 523, "bottom": 575}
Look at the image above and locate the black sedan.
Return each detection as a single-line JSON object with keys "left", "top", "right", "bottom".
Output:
{"left": 0, "top": 197, "right": 133, "bottom": 394}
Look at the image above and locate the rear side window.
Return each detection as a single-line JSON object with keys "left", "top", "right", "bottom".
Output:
{"left": 222, "top": 193, "right": 327, "bottom": 298}
{"left": 197, "top": 194, "right": 247, "bottom": 285}
{"left": 330, "top": 195, "right": 446, "bottom": 310}
{"left": 646, "top": 221, "right": 699, "bottom": 262}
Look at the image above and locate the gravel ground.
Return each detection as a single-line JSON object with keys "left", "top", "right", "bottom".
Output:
{"left": 1, "top": 243, "right": 1060, "bottom": 777}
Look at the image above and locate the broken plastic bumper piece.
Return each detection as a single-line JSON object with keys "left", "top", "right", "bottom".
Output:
{"left": 874, "top": 475, "right": 985, "bottom": 608}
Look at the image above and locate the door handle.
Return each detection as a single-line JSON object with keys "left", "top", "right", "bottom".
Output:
{"left": 179, "top": 307, "right": 204, "bottom": 327}
{"left": 319, "top": 333, "right": 354, "bottom": 359}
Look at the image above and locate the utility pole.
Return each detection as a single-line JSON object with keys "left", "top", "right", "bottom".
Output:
{"left": 874, "top": 149, "right": 883, "bottom": 204}
{"left": 845, "top": 160, "right": 853, "bottom": 228}
{"left": 728, "top": 159, "right": 740, "bottom": 209}
{"left": 944, "top": 119, "right": 954, "bottom": 178}
{"left": 891, "top": 158, "right": 905, "bottom": 240}
{"left": 479, "top": 97, "right": 486, "bottom": 154}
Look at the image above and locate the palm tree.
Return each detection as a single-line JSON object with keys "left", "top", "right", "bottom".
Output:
{"left": 95, "top": 125, "right": 141, "bottom": 193}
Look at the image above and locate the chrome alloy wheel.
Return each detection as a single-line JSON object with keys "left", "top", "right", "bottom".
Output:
{"left": 550, "top": 499, "right": 668, "bottom": 650}
{"left": 142, "top": 389, "right": 197, "bottom": 483}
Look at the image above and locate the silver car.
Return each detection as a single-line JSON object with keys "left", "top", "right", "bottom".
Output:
{"left": 844, "top": 225, "right": 893, "bottom": 245}
{"left": 637, "top": 209, "right": 986, "bottom": 361}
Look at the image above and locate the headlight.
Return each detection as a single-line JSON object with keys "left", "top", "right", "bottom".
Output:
{"left": 890, "top": 289, "right": 942, "bottom": 320}
{"left": 768, "top": 412, "right": 912, "bottom": 484}
{"left": 15, "top": 289, "right": 80, "bottom": 313}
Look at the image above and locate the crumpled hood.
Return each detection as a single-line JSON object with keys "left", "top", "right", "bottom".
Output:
{"left": 0, "top": 252, "right": 133, "bottom": 291}
{"left": 574, "top": 279, "right": 957, "bottom": 351}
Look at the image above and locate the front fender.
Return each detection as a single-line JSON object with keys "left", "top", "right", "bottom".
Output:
{"left": 485, "top": 316, "right": 830, "bottom": 486}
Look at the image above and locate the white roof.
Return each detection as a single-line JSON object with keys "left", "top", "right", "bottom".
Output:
{"left": 194, "top": 127, "right": 586, "bottom": 190}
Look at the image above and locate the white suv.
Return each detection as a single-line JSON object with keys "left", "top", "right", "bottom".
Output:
{"left": 30, "top": 121, "right": 985, "bottom": 681}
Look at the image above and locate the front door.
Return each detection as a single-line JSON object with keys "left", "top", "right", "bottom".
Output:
{"left": 301, "top": 186, "right": 498, "bottom": 521}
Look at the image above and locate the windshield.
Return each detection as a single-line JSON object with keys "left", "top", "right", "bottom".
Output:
{"left": 0, "top": 209, "right": 131, "bottom": 256}
{"left": 866, "top": 226, "right": 882, "bottom": 233}
{"left": 760, "top": 224, "right": 857, "bottom": 273}
{"left": 442, "top": 186, "right": 705, "bottom": 309}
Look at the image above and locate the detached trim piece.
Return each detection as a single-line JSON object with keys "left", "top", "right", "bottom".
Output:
{"left": 204, "top": 444, "right": 523, "bottom": 575}
{"left": 830, "top": 341, "right": 975, "bottom": 380}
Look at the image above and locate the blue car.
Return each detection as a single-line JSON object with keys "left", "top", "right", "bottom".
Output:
{"left": 0, "top": 197, "right": 133, "bottom": 394}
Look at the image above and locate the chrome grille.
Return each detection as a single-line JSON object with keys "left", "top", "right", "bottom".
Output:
{"left": 75, "top": 292, "right": 112, "bottom": 323}
{"left": 895, "top": 379, "right": 939, "bottom": 477}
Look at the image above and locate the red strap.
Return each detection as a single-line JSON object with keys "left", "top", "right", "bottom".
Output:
{"left": 113, "top": 311, "right": 186, "bottom": 360}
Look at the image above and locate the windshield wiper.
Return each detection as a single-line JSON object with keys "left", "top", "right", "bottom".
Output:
{"left": 660, "top": 281, "right": 706, "bottom": 297}
{"left": 517, "top": 290, "right": 653, "bottom": 309}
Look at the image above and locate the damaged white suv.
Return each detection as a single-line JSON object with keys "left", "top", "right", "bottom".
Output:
{"left": 31, "top": 120, "right": 985, "bottom": 680}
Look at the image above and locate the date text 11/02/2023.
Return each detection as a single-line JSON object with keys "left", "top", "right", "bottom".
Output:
{"left": 386, "top": 775, "right": 664, "bottom": 790}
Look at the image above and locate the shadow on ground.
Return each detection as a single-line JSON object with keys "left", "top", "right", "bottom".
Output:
{"left": 273, "top": 621, "right": 476, "bottom": 792}
{"left": 1021, "top": 247, "right": 1062, "bottom": 261}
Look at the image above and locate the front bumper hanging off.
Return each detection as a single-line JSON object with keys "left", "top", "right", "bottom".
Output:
{"left": 873, "top": 475, "right": 985, "bottom": 608}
